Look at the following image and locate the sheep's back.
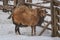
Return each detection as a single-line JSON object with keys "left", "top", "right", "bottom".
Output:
{"left": 12, "top": 5, "right": 39, "bottom": 26}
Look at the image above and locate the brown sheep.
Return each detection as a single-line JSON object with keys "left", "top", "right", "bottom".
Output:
{"left": 11, "top": 5, "right": 47, "bottom": 35}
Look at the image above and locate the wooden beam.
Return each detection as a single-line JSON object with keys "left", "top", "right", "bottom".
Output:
{"left": 51, "top": 0, "right": 60, "bottom": 37}
{"left": 14, "top": 0, "right": 25, "bottom": 7}
{"left": 40, "top": 25, "right": 52, "bottom": 30}
{"left": 36, "top": 1, "right": 51, "bottom": 4}
{"left": 25, "top": 2, "right": 50, "bottom": 9}
{"left": 27, "top": 0, "right": 32, "bottom": 8}
{"left": 3, "top": 0, "right": 8, "bottom": 12}
{"left": 3, "top": 0, "right": 8, "bottom": 5}
{"left": 56, "top": 7, "right": 60, "bottom": 30}
{"left": 18, "top": 0, "right": 25, "bottom": 5}
{"left": 39, "top": 21, "right": 51, "bottom": 36}
{"left": 14, "top": 0, "right": 17, "bottom": 6}
{"left": 27, "top": 0, "right": 32, "bottom": 2}
{"left": 0, "top": 5, "right": 3, "bottom": 10}
{"left": 43, "top": 0, "right": 51, "bottom": 2}
{"left": 46, "top": 14, "right": 51, "bottom": 16}
{"left": 53, "top": 0, "right": 60, "bottom": 6}
{"left": 0, "top": 5, "right": 14, "bottom": 10}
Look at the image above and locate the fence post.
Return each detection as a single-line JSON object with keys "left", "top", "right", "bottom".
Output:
{"left": 3, "top": 0, "right": 8, "bottom": 12}
{"left": 51, "top": 0, "right": 60, "bottom": 37}
{"left": 27, "top": 0, "right": 32, "bottom": 8}
{"left": 14, "top": 0, "right": 18, "bottom": 7}
{"left": 56, "top": 8, "right": 60, "bottom": 30}
{"left": 14, "top": 0, "right": 25, "bottom": 7}
{"left": 58, "top": 9, "right": 60, "bottom": 30}
{"left": 18, "top": 0, "right": 25, "bottom": 5}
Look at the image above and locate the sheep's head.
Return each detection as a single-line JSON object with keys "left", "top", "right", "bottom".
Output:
{"left": 40, "top": 9, "right": 47, "bottom": 17}
{"left": 37, "top": 8, "right": 47, "bottom": 18}
{"left": 36, "top": 8, "right": 47, "bottom": 26}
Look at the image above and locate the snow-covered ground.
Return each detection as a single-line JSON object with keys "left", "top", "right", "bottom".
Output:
{"left": 0, "top": 0, "right": 60, "bottom": 40}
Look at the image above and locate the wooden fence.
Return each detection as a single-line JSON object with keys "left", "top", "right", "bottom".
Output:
{"left": 51, "top": 0, "right": 60, "bottom": 37}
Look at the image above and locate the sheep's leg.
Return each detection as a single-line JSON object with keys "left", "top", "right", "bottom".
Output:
{"left": 32, "top": 26, "right": 36, "bottom": 36}
{"left": 15, "top": 25, "right": 20, "bottom": 35}
{"left": 34, "top": 26, "right": 36, "bottom": 35}
{"left": 31, "top": 26, "right": 34, "bottom": 36}
{"left": 17, "top": 25, "right": 20, "bottom": 35}
{"left": 15, "top": 25, "right": 18, "bottom": 34}
{"left": 31, "top": 26, "right": 36, "bottom": 36}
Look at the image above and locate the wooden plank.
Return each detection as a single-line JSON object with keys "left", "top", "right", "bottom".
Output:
{"left": 35, "top": 1, "right": 50, "bottom": 4}
{"left": 39, "top": 21, "right": 51, "bottom": 36}
{"left": 14, "top": 0, "right": 25, "bottom": 7}
{"left": 0, "top": 5, "right": 3, "bottom": 10}
{"left": 53, "top": 0, "right": 60, "bottom": 6}
{"left": 40, "top": 25, "right": 52, "bottom": 30}
{"left": 55, "top": 8, "right": 60, "bottom": 30}
{"left": 25, "top": 2, "right": 50, "bottom": 9}
{"left": 46, "top": 14, "right": 51, "bottom": 16}
{"left": 3, "top": 0, "right": 8, "bottom": 12}
{"left": 27, "top": 0, "right": 32, "bottom": 2}
{"left": 57, "top": 8, "right": 60, "bottom": 30}
{"left": 18, "top": 0, "right": 25, "bottom": 5}
{"left": 0, "top": 5, "right": 14, "bottom": 10}
{"left": 51, "top": 0, "right": 60, "bottom": 37}
{"left": 14, "top": 0, "right": 17, "bottom": 6}
{"left": 3, "top": 0, "right": 8, "bottom": 7}
{"left": 27, "top": 0, "right": 32, "bottom": 8}
{"left": 43, "top": 0, "right": 50, "bottom": 1}
{"left": 0, "top": 0, "right": 2, "bottom": 1}
{"left": 51, "top": 0, "right": 56, "bottom": 37}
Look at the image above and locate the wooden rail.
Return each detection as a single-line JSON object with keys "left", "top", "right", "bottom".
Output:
{"left": 39, "top": 21, "right": 51, "bottom": 35}
{"left": 25, "top": 2, "right": 50, "bottom": 9}
{"left": 0, "top": 5, "right": 14, "bottom": 10}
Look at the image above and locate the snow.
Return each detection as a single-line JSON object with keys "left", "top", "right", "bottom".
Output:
{"left": 32, "top": 0, "right": 44, "bottom": 3}
{"left": 0, "top": 0, "right": 60, "bottom": 40}
{"left": 57, "top": 0, "right": 60, "bottom": 1}
{"left": 0, "top": 35, "right": 60, "bottom": 40}
{"left": 8, "top": 1, "right": 14, "bottom": 5}
{"left": 0, "top": 1, "right": 3, "bottom": 5}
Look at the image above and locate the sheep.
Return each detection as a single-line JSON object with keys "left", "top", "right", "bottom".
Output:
{"left": 11, "top": 5, "right": 47, "bottom": 35}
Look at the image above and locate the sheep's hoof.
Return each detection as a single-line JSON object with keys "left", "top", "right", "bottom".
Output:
{"left": 31, "top": 33, "right": 36, "bottom": 36}
{"left": 16, "top": 32, "right": 21, "bottom": 35}
{"left": 19, "top": 33, "right": 21, "bottom": 35}
{"left": 31, "top": 34, "right": 34, "bottom": 36}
